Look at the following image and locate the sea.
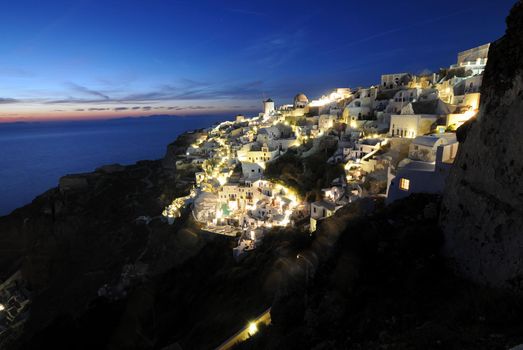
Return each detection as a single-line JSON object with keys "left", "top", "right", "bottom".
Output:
{"left": 0, "top": 115, "right": 232, "bottom": 216}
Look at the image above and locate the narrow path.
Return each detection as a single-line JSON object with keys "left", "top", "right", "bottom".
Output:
{"left": 215, "top": 308, "right": 271, "bottom": 350}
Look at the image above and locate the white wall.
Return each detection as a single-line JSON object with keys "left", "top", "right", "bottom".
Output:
{"left": 390, "top": 115, "right": 438, "bottom": 138}
{"left": 241, "top": 162, "right": 264, "bottom": 178}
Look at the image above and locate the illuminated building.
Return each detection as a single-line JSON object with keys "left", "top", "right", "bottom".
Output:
{"left": 263, "top": 98, "right": 275, "bottom": 118}
{"left": 380, "top": 72, "right": 412, "bottom": 90}
{"left": 386, "top": 134, "right": 459, "bottom": 204}
{"left": 293, "top": 93, "right": 309, "bottom": 108}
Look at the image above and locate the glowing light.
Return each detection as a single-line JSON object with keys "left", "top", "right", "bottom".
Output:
{"left": 399, "top": 178, "right": 410, "bottom": 191}
{"left": 248, "top": 322, "right": 258, "bottom": 335}
{"left": 329, "top": 92, "right": 341, "bottom": 100}
{"left": 0, "top": 304, "right": 4, "bottom": 312}
{"left": 463, "top": 109, "right": 476, "bottom": 119}
{"left": 309, "top": 98, "right": 331, "bottom": 107}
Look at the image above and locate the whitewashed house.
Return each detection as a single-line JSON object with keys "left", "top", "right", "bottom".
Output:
{"left": 408, "top": 133, "right": 457, "bottom": 162}
{"left": 386, "top": 138, "right": 459, "bottom": 204}
{"left": 389, "top": 99, "right": 452, "bottom": 138}
{"left": 381, "top": 73, "right": 412, "bottom": 90}
{"left": 344, "top": 87, "right": 378, "bottom": 121}
{"left": 310, "top": 200, "right": 341, "bottom": 232}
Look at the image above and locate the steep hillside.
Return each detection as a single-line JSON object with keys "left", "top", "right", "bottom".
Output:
{"left": 235, "top": 195, "right": 523, "bottom": 350}
{"left": 440, "top": 0, "right": 523, "bottom": 292}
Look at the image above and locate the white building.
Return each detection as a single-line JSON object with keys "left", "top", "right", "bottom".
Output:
{"left": 311, "top": 201, "right": 337, "bottom": 220}
{"left": 294, "top": 93, "right": 309, "bottom": 108}
{"left": 387, "top": 88, "right": 423, "bottom": 114}
{"left": 452, "top": 43, "right": 490, "bottom": 76}
{"left": 381, "top": 73, "right": 412, "bottom": 90}
{"left": 217, "top": 181, "right": 258, "bottom": 212}
{"left": 256, "top": 126, "right": 281, "bottom": 144}
{"left": 238, "top": 143, "right": 279, "bottom": 163}
{"left": 328, "top": 88, "right": 352, "bottom": 101}
{"left": 212, "top": 179, "right": 297, "bottom": 232}
{"left": 408, "top": 133, "right": 457, "bottom": 162}
{"left": 348, "top": 138, "right": 386, "bottom": 159}
{"left": 318, "top": 114, "right": 338, "bottom": 132}
{"left": 267, "top": 138, "right": 298, "bottom": 152}
{"left": 389, "top": 99, "right": 452, "bottom": 138}
{"left": 390, "top": 115, "right": 438, "bottom": 138}
{"left": 386, "top": 138, "right": 459, "bottom": 204}
{"left": 237, "top": 143, "right": 280, "bottom": 179}
{"left": 310, "top": 200, "right": 341, "bottom": 232}
{"left": 263, "top": 98, "right": 275, "bottom": 118}
{"left": 344, "top": 87, "right": 378, "bottom": 121}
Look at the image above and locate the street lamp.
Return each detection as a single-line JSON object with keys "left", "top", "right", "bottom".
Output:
{"left": 248, "top": 322, "right": 258, "bottom": 335}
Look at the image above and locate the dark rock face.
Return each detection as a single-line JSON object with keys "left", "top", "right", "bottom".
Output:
{"left": 440, "top": 0, "right": 523, "bottom": 292}
{"left": 0, "top": 130, "right": 307, "bottom": 350}
{"left": 236, "top": 195, "right": 523, "bottom": 350}
{"left": 0, "top": 161, "right": 175, "bottom": 340}
{"left": 162, "top": 131, "right": 206, "bottom": 169}
{"left": 0, "top": 131, "right": 212, "bottom": 348}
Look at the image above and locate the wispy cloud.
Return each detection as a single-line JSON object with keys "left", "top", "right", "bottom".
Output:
{"left": 323, "top": 9, "right": 473, "bottom": 55}
{"left": 0, "top": 98, "right": 19, "bottom": 104}
{"left": 43, "top": 79, "right": 266, "bottom": 104}
{"left": 65, "top": 82, "right": 110, "bottom": 100}
{"left": 188, "top": 105, "right": 214, "bottom": 110}
{"left": 243, "top": 30, "right": 307, "bottom": 68}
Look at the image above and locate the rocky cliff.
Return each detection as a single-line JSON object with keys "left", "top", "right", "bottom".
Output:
{"left": 0, "top": 131, "right": 222, "bottom": 348}
{"left": 0, "top": 130, "right": 310, "bottom": 350}
{"left": 236, "top": 195, "right": 523, "bottom": 350}
{"left": 440, "top": 0, "right": 523, "bottom": 292}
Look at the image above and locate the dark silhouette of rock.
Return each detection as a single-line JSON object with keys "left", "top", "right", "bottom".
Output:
{"left": 440, "top": 0, "right": 523, "bottom": 293}
{"left": 235, "top": 195, "right": 523, "bottom": 349}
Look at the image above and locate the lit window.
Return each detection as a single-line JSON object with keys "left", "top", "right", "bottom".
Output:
{"left": 399, "top": 178, "right": 410, "bottom": 191}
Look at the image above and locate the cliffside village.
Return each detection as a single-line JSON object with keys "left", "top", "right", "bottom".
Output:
{"left": 162, "top": 43, "right": 489, "bottom": 259}
{"left": 0, "top": 43, "right": 491, "bottom": 339}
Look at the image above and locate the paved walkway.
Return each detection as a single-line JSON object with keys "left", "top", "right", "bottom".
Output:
{"left": 215, "top": 308, "right": 271, "bottom": 350}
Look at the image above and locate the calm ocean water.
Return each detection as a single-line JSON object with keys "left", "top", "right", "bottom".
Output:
{"left": 0, "top": 115, "right": 231, "bottom": 216}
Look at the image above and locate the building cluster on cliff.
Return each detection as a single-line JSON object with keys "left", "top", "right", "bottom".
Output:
{"left": 162, "top": 43, "right": 489, "bottom": 257}
{"left": 0, "top": 271, "right": 30, "bottom": 342}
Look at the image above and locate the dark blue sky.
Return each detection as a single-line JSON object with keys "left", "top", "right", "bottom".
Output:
{"left": 0, "top": 0, "right": 516, "bottom": 121}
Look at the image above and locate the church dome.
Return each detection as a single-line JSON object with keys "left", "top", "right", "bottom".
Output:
{"left": 294, "top": 93, "right": 309, "bottom": 103}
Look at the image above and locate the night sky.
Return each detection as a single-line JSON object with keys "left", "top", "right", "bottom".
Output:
{"left": 0, "top": 0, "right": 516, "bottom": 121}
